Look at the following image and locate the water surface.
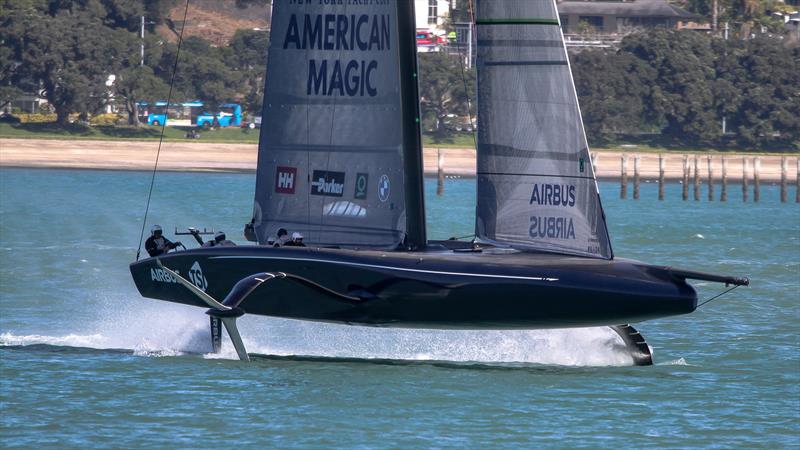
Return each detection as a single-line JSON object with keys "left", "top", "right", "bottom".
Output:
{"left": 1, "top": 168, "right": 798, "bottom": 448}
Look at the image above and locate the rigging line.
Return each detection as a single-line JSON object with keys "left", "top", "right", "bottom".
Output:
{"left": 454, "top": 0, "right": 477, "bottom": 152}
{"left": 135, "top": 0, "right": 192, "bottom": 261}
{"left": 697, "top": 284, "right": 741, "bottom": 308}
{"left": 448, "top": 233, "right": 476, "bottom": 240}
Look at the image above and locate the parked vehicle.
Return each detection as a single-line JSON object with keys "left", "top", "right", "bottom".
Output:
{"left": 416, "top": 30, "right": 446, "bottom": 53}
{"left": 137, "top": 101, "right": 242, "bottom": 128}
{"left": 196, "top": 103, "right": 242, "bottom": 128}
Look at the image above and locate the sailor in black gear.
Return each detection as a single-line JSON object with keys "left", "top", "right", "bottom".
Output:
{"left": 145, "top": 225, "right": 181, "bottom": 257}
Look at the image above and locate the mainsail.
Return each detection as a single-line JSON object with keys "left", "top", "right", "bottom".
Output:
{"left": 251, "top": 1, "right": 425, "bottom": 248}
{"left": 474, "top": 0, "right": 613, "bottom": 259}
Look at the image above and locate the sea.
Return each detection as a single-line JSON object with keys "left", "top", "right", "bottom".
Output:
{"left": 1, "top": 167, "right": 798, "bottom": 448}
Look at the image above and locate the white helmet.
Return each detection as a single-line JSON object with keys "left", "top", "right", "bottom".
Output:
{"left": 292, "top": 232, "right": 303, "bottom": 240}
{"left": 151, "top": 225, "right": 162, "bottom": 235}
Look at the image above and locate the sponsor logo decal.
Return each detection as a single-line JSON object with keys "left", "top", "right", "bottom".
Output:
{"left": 354, "top": 173, "right": 369, "bottom": 199}
{"left": 529, "top": 216, "right": 576, "bottom": 240}
{"left": 151, "top": 267, "right": 179, "bottom": 284}
{"left": 275, "top": 166, "right": 297, "bottom": 194}
{"left": 378, "top": 174, "right": 390, "bottom": 202}
{"left": 529, "top": 183, "right": 576, "bottom": 207}
{"left": 281, "top": 14, "right": 391, "bottom": 98}
{"left": 311, "top": 170, "right": 345, "bottom": 197}
{"left": 188, "top": 261, "right": 208, "bottom": 291}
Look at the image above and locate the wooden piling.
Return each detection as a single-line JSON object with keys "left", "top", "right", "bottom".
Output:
{"left": 707, "top": 155, "right": 714, "bottom": 201}
{"left": 682, "top": 155, "right": 689, "bottom": 201}
{"left": 633, "top": 154, "right": 640, "bottom": 200}
{"left": 436, "top": 148, "right": 444, "bottom": 196}
{"left": 742, "top": 157, "right": 749, "bottom": 202}
{"left": 721, "top": 156, "right": 728, "bottom": 202}
{"left": 693, "top": 155, "right": 700, "bottom": 201}
{"left": 620, "top": 154, "right": 628, "bottom": 199}
{"left": 780, "top": 156, "right": 787, "bottom": 203}
{"left": 754, "top": 157, "right": 761, "bottom": 202}
{"left": 658, "top": 154, "right": 665, "bottom": 201}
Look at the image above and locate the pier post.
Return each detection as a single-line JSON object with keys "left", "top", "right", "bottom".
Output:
{"left": 693, "top": 155, "right": 700, "bottom": 201}
{"left": 721, "top": 156, "right": 728, "bottom": 202}
{"left": 633, "top": 154, "right": 640, "bottom": 200}
{"left": 707, "top": 155, "right": 714, "bottom": 201}
{"left": 780, "top": 156, "right": 787, "bottom": 203}
{"left": 620, "top": 154, "right": 628, "bottom": 199}
{"left": 682, "top": 155, "right": 689, "bottom": 201}
{"left": 658, "top": 154, "right": 665, "bottom": 201}
{"left": 754, "top": 157, "right": 761, "bottom": 202}
{"left": 436, "top": 148, "right": 444, "bottom": 196}
{"left": 742, "top": 157, "right": 749, "bottom": 202}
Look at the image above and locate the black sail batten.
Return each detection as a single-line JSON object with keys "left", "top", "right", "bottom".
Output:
{"left": 397, "top": 0, "right": 427, "bottom": 250}
{"left": 251, "top": 1, "right": 423, "bottom": 249}
{"left": 473, "top": 0, "right": 613, "bottom": 260}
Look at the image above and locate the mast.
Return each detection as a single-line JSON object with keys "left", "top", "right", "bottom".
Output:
{"left": 397, "top": 0, "right": 427, "bottom": 250}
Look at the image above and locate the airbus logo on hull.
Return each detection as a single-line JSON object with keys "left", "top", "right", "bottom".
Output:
{"left": 310, "top": 170, "right": 345, "bottom": 197}
{"left": 151, "top": 267, "right": 179, "bottom": 283}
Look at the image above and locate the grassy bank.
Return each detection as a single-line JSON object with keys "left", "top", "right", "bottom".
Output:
{"left": 1, "top": 122, "right": 797, "bottom": 154}
{"left": 0, "top": 122, "right": 260, "bottom": 143}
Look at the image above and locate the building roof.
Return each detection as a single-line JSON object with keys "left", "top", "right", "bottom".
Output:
{"left": 557, "top": 0, "right": 694, "bottom": 18}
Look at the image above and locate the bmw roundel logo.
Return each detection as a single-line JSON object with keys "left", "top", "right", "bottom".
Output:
{"left": 378, "top": 174, "right": 390, "bottom": 203}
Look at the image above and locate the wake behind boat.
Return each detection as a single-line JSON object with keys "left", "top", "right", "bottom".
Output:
{"left": 130, "top": 0, "right": 747, "bottom": 365}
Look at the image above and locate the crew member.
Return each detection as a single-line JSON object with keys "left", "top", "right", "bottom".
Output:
{"left": 274, "top": 228, "right": 289, "bottom": 247}
{"left": 284, "top": 232, "right": 306, "bottom": 247}
{"left": 204, "top": 231, "right": 237, "bottom": 247}
{"left": 145, "top": 225, "right": 181, "bottom": 257}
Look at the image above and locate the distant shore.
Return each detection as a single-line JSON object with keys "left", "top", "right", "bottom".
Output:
{"left": 0, "top": 138, "right": 796, "bottom": 183}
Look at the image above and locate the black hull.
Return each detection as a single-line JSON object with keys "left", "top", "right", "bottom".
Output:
{"left": 130, "top": 243, "right": 697, "bottom": 329}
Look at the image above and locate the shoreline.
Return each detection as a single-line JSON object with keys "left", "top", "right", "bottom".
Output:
{"left": 1, "top": 138, "right": 797, "bottom": 183}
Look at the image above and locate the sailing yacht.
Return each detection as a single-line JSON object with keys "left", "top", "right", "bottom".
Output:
{"left": 130, "top": 0, "right": 747, "bottom": 364}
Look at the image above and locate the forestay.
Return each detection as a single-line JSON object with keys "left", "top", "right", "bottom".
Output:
{"left": 474, "top": 0, "right": 613, "bottom": 259}
{"left": 252, "top": 1, "right": 410, "bottom": 247}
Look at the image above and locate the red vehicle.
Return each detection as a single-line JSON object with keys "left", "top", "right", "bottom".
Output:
{"left": 416, "top": 30, "right": 445, "bottom": 52}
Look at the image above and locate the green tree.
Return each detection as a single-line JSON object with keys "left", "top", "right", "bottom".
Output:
{"left": 418, "top": 52, "right": 475, "bottom": 141}
{"left": 154, "top": 37, "right": 241, "bottom": 107}
{"left": 729, "top": 37, "right": 800, "bottom": 145}
{"left": 571, "top": 49, "right": 655, "bottom": 143}
{"left": 2, "top": 1, "right": 136, "bottom": 123}
{"left": 622, "top": 30, "right": 720, "bottom": 144}
{"left": 227, "top": 29, "right": 269, "bottom": 114}
{"left": 115, "top": 66, "right": 169, "bottom": 125}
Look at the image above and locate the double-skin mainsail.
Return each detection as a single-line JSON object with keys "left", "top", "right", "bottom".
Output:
{"left": 251, "top": 1, "right": 426, "bottom": 249}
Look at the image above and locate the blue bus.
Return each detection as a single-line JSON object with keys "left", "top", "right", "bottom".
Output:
{"left": 138, "top": 101, "right": 242, "bottom": 128}
{"left": 196, "top": 103, "right": 242, "bottom": 128}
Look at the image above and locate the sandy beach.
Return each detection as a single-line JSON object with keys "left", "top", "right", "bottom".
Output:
{"left": 1, "top": 138, "right": 797, "bottom": 183}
